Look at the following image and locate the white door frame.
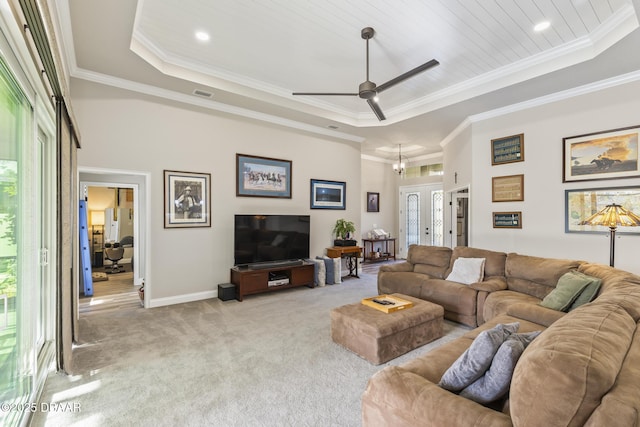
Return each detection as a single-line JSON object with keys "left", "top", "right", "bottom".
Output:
{"left": 447, "top": 186, "right": 470, "bottom": 248}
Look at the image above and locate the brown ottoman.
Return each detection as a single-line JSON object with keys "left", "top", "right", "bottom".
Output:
{"left": 330, "top": 293, "right": 444, "bottom": 365}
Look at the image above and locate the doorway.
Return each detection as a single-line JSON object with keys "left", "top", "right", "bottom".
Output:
{"left": 78, "top": 169, "right": 148, "bottom": 312}
{"left": 398, "top": 184, "right": 444, "bottom": 258}
{"left": 450, "top": 188, "right": 470, "bottom": 248}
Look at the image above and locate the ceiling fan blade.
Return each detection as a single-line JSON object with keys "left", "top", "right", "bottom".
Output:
{"left": 367, "top": 99, "right": 386, "bottom": 121}
{"left": 292, "top": 92, "right": 359, "bottom": 96}
{"left": 376, "top": 59, "right": 440, "bottom": 93}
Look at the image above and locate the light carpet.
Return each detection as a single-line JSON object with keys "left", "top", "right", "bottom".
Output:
{"left": 31, "top": 270, "right": 470, "bottom": 427}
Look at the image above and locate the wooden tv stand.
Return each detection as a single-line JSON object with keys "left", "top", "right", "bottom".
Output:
{"left": 230, "top": 261, "right": 315, "bottom": 301}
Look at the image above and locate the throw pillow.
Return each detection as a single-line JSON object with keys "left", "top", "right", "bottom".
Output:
{"left": 446, "top": 257, "right": 486, "bottom": 285}
{"left": 311, "top": 258, "right": 326, "bottom": 287}
{"left": 438, "top": 322, "right": 519, "bottom": 392}
{"left": 318, "top": 256, "right": 335, "bottom": 285}
{"left": 459, "top": 330, "right": 541, "bottom": 404}
{"left": 540, "top": 271, "right": 593, "bottom": 311}
{"left": 332, "top": 257, "right": 342, "bottom": 284}
{"left": 568, "top": 272, "right": 602, "bottom": 311}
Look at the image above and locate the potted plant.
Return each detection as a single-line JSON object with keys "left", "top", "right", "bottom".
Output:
{"left": 333, "top": 219, "right": 357, "bottom": 246}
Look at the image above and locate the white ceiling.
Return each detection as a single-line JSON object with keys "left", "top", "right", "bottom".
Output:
{"left": 55, "top": 0, "right": 640, "bottom": 162}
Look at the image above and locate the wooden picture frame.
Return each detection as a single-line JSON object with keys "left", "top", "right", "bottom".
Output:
{"left": 493, "top": 211, "right": 522, "bottom": 229}
{"left": 562, "top": 125, "right": 640, "bottom": 183}
{"left": 236, "top": 153, "right": 292, "bottom": 198}
{"left": 492, "top": 174, "right": 524, "bottom": 202}
{"left": 366, "top": 192, "right": 379, "bottom": 212}
{"left": 565, "top": 186, "right": 640, "bottom": 234}
{"left": 164, "top": 170, "right": 211, "bottom": 228}
{"left": 491, "top": 133, "right": 524, "bottom": 165}
{"left": 310, "top": 179, "right": 346, "bottom": 209}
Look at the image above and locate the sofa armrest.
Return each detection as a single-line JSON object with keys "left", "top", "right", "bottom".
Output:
{"left": 469, "top": 276, "right": 507, "bottom": 292}
{"left": 363, "top": 367, "right": 512, "bottom": 427}
{"left": 379, "top": 262, "right": 413, "bottom": 273}
{"left": 506, "top": 302, "right": 564, "bottom": 327}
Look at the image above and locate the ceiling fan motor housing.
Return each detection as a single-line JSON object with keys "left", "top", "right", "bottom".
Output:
{"left": 359, "top": 80, "right": 377, "bottom": 99}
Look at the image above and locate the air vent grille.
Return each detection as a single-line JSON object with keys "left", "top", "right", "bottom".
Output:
{"left": 193, "top": 89, "right": 213, "bottom": 98}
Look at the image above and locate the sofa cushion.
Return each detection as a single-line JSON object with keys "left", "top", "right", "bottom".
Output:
{"left": 439, "top": 322, "right": 519, "bottom": 392}
{"left": 506, "top": 253, "right": 582, "bottom": 299}
{"left": 540, "top": 271, "right": 593, "bottom": 311}
{"left": 446, "top": 257, "right": 486, "bottom": 285}
{"left": 408, "top": 245, "right": 452, "bottom": 279}
{"left": 510, "top": 301, "right": 637, "bottom": 427}
{"left": 419, "top": 279, "right": 478, "bottom": 319}
{"left": 459, "top": 331, "right": 540, "bottom": 404}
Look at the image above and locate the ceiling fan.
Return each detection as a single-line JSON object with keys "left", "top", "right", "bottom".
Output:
{"left": 292, "top": 27, "right": 439, "bottom": 121}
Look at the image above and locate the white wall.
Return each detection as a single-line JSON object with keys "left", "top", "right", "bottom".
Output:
{"left": 360, "top": 158, "right": 397, "bottom": 240}
{"left": 470, "top": 79, "right": 640, "bottom": 274}
{"left": 71, "top": 79, "right": 362, "bottom": 305}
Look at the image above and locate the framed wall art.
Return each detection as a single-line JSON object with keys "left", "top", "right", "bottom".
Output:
{"left": 366, "top": 192, "right": 379, "bottom": 212}
{"left": 562, "top": 125, "right": 640, "bottom": 183}
{"left": 492, "top": 174, "right": 524, "bottom": 202}
{"left": 491, "top": 133, "right": 524, "bottom": 165}
{"left": 493, "top": 211, "right": 522, "bottom": 229}
{"left": 565, "top": 186, "right": 640, "bottom": 234}
{"left": 236, "top": 153, "right": 292, "bottom": 198}
{"left": 310, "top": 179, "right": 346, "bottom": 209}
{"left": 164, "top": 170, "right": 211, "bottom": 228}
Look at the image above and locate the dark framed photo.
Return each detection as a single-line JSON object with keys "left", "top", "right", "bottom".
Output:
{"left": 492, "top": 174, "right": 524, "bottom": 202}
{"left": 565, "top": 186, "right": 640, "bottom": 234}
{"left": 491, "top": 133, "right": 524, "bottom": 165}
{"left": 493, "top": 211, "right": 522, "bottom": 229}
{"left": 164, "top": 170, "right": 211, "bottom": 228}
{"left": 310, "top": 179, "right": 346, "bottom": 209}
{"left": 366, "top": 192, "right": 379, "bottom": 212}
{"left": 236, "top": 153, "right": 292, "bottom": 198}
{"left": 562, "top": 125, "right": 640, "bottom": 183}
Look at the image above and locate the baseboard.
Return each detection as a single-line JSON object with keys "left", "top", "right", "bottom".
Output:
{"left": 148, "top": 290, "right": 217, "bottom": 308}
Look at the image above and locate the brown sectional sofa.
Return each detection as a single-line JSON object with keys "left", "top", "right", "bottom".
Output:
{"left": 364, "top": 244, "right": 640, "bottom": 426}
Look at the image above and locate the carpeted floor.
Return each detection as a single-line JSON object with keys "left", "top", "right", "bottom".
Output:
{"left": 31, "top": 267, "right": 470, "bottom": 427}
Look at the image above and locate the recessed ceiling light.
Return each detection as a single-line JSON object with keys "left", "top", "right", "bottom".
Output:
{"left": 534, "top": 21, "right": 550, "bottom": 32}
{"left": 195, "top": 31, "right": 210, "bottom": 42}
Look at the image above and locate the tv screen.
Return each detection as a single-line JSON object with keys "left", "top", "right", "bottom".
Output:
{"left": 234, "top": 215, "right": 310, "bottom": 266}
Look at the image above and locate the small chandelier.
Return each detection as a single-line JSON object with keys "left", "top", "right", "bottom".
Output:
{"left": 393, "top": 144, "right": 406, "bottom": 175}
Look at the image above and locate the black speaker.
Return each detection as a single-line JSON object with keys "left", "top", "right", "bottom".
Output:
{"left": 218, "top": 283, "right": 236, "bottom": 301}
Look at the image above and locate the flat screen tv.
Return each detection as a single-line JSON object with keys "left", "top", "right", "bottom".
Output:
{"left": 234, "top": 214, "right": 310, "bottom": 267}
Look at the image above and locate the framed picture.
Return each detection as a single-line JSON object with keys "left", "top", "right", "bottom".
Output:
{"left": 491, "top": 133, "right": 524, "bottom": 165}
{"left": 492, "top": 174, "right": 524, "bottom": 202}
{"left": 366, "top": 192, "right": 379, "bottom": 212}
{"left": 164, "top": 170, "right": 211, "bottom": 228}
{"left": 236, "top": 153, "right": 292, "bottom": 198}
{"left": 310, "top": 179, "right": 346, "bottom": 209}
{"left": 562, "top": 125, "right": 640, "bottom": 183}
{"left": 493, "top": 211, "right": 522, "bottom": 229}
{"left": 565, "top": 186, "right": 640, "bottom": 234}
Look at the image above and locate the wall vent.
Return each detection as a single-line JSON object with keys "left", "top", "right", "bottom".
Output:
{"left": 193, "top": 89, "right": 213, "bottom": 98}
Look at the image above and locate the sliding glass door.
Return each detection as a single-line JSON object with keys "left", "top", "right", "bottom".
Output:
{"left": 0, "top": 48, "right": 54, "bottom": 427}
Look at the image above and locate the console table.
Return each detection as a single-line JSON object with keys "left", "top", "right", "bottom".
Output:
{"left": 326, "top": 246, "right": 362, "bottom": 278}
{"left": 362, "top": 238, "right": 396, "bottom": 263}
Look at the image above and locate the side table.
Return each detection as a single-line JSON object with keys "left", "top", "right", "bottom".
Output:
{"left": 326, "top": 246, "right": 362, "bottom": 278}
{"left": 362, "top": 238, "right": 396, "bottom": 263}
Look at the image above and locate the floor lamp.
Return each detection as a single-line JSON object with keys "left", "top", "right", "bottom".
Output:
{"left": 579, "top": 203, "right": 640, "bottom": 267}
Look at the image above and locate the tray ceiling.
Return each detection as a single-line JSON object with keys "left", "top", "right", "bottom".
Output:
{"left": 57, "top": 0, "right": 640, "bottom": 160}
